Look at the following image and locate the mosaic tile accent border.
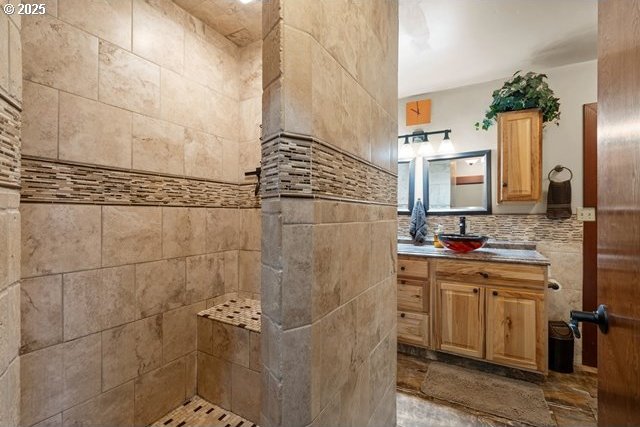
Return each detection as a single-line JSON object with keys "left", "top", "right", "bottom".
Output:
{"left": 398, "top": 213, "right": 583, "bottom": 243}
{"left": 20, "top": 156, "right": 260, "bottom": 208}
{"left": 261, "top": 133, "right": 397, "bottom": 205}
{"left": 0, "top": 95, "right": 21, "bottom": 190}
{"left": 151, "top": 396, "right": 257, "bottom": 427}
{"left": 198, "top": 298, "right": 261, "bottom": 333}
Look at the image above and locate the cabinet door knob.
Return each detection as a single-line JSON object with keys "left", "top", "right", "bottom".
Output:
{"left": 478, "top": 272, "right": 489, "bottom": 279}
{"left": 493, "top": 290, "right": 498, "bottom": 296}
{"left": 400, "top": 312, "right": 406, "bottom": 318}
{"left": 400, "top": 266, "right": 406, "bottom": 271}
{"left": 400, "top": 280, "right": 406, "bottom": 284}
{"left": 503, "top": 182, "right": 508, "bottom": 187}
{"left": 473, "top": 288, "right": 478, "bottom": 293}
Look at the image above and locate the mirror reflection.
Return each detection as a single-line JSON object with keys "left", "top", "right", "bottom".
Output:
{"left": 423, "top": 150, "right": 491, "bottom": 215}
{"left": 397, "top": 159, "right": 415, "bottom": 214}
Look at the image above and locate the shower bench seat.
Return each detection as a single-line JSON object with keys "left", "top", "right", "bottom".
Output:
{"left": 197, "top": 298, "right": 261, "bottom": 424}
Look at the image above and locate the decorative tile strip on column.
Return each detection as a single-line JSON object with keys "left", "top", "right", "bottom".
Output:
{"left": 261, "top": 132, "right": 397, "bottom": 205}
{"left": 21, "top": 156, "right": 260, "bottom": 208}
{"left": 0, "top": 95, "right": 21, "bottom": 190}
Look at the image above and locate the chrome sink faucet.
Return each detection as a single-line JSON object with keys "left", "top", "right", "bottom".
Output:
{"left": 459, "top": 216, "right": 466, "bottom": 235}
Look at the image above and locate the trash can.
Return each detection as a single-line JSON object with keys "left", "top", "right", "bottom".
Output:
{"left": 548, "top": 321, "right": 574, "bottom": 373}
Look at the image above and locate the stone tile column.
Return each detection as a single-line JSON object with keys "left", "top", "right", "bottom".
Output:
{"left": 260, "top": 1, "right": 399, "bottom": 425}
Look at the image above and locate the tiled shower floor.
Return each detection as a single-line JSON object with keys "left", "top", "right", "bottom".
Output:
{"left": 151, "top": 396, "right": 257, "bottom": 427}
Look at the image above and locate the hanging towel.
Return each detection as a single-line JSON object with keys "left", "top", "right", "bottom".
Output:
{"left": 546, "top": 166, "right": 573, "bottom": 220}
{"left": 410, "top": 199, "right": 428, "bottom": 244}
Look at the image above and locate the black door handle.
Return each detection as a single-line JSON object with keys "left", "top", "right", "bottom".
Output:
{"left": 569, "top": 304, "right": 609, "bottom": 339}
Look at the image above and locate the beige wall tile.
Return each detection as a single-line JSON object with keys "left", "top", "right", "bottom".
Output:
{"left": 205, "top": 208, "right": 239, "bottom": 252}
{"left": 280, "top": 224, "right": 312, "bottom": 329}
{"left": 21, "top": 204, "right": 101, "bottom": 277}
{"left": 338, "top": 358, "right": 370, "bottom": 426}
{"left": 340, "top": 222, "right": 371, "bottom": 303}
{"left": 224, "top": 251, "right": 239, "bottom": 293}
{"left": 184, "top": 128, "right": 223, "bottom": 180}
{"left": 185, "top": 352, "right": 196, "bottom": 397}
{"left": 102, "top": 206, "right": 162, "bottom": 266}
{"left": 184, "top": 30, "right": 239, "bottom": 100}
{"left": 197, "top": 351, "right": 231, "bottom": 409}
{"left": 63, "top": 266, "right": 135, "bottom": 340}
{"left": 0, "top": 209, "right": 20, "bottom": 292}
{"left": 162, "top": 207, "right": 206, "bottom": 258}
{"left": 62, "top": 333, "right": 101, "bottom": 409}
{"left": 59, "top": 92, "right": 132, "bottom": 168}
{"left": 185, "top": 253, "right": 225, "bottom": 304}
{"left": 238, "top": 140, "right": 261, "bottom": 180}
{"left": 210, "top": 320, "right": 250, "bottom": 367}
{"left": 135, "top": 258, "right": 186, "bottom": 318}
{"left": 239, "top": 40, "right": 262, "bottom": 101}
{"left": 0, "top": 14, "right": 8, "bottom": 94}
{"left": 311, "top": 43, "right": 342, "bottom": 146}
{"left": 132, "top": 0, "right": 184, "bottom": 73}
{"left": 231, "top": 363, "right": 261, "bottom": 422}
{"left": 32, "top": 413, "right": 62, "bottom": 427}
{"left": 281, "top": 25, "right": 312, "bottom": 135}
{"left": 240, "top": 208, "right": 261, "bottom": 251}
{"left": 101, "top": 315, "right": 162, "bottom": 391}
{"left": 22, "top": 14, "right": 98, "bottom": 98}
{"left": 22, "top": 80, "right": 58, "bottom": 158}
{"left": 222, "top": 137, "right": 239, "bottom": 181}
{"left": 58, "top": 0, "right": 132, "bottom": 50}
{"left": 20, "top": 345, "right": 63, "bottom": 427}
{"left": 99, "top": 41, "right": 160, "bottom": 116}
{"left": 134, "top": 358, "right": 186, "bottom": 426}
{"left": 0, "top": 284, "right": 20, "bottom": 373}
{"left": 62, "top": 381, "right": 134, "bottom": 427}
{"left": 341, "top": 71, "right": 371, "bottom": 160}
{"left": 160, "top": 68, "right": 209, "bottom": 133}
{"left": 132, "top": 114, "right": 185, "bottom": 175}
{"left": 21, "top": 275, "right": 63, "bottom": 354}
{"left": 162, "top": 302, "right": 205, "bottom": 363}
{"left": 0, "top": 358, "right": 20, "bottom": 427}
{"left": 8, "top": 21, "right": 21, "bottom": 102}
{"left": 370, "top": 102, "right": 393, "bottom": 171}
{"left": 239, "top": 98, "right": 261, "bottom": 142}
{"left": 312, "top": 224, "right": 341, "bottom": 320}
{"left": 239, "top": 250, "right": 261, "bottom": 295}
{"left": 369, "top": 220, "right": 397, "bottom": 286}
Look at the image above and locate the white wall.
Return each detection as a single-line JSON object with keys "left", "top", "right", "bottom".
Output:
{"left": 398, "top": 60, "right": 597, "bottom": 214}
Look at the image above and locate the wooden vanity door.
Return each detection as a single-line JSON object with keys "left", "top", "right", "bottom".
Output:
{"left": 436, "top": 281, "right": 484, "bottom": 358}
{"left": 485, "top": 288, "right": 545, "bottom": 371}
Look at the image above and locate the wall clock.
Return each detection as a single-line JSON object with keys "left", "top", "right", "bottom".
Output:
{"left": 406, "top": 99, "right": 431, "bottom": 126}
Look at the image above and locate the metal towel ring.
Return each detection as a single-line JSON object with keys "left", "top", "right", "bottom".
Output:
{"left": 548, "top": 165, "right": 573, "bottom": 181}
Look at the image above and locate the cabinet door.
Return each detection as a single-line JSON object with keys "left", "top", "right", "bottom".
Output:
{"left": 498, "top": 109, "right": 542, "bottom": 202}
{"left": 398, "top": 311, "right": 429, "bottom": 347}
{"left": 436, "top": 281, "right": 484, "bottom": 358}
{"left": 486, "top": 288, "right": 545, "bottom": 371}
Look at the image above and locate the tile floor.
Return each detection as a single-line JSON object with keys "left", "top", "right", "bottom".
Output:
{"left": 397, "top": 353, "right": 598, "bottom": 427}
{"left": 151, "top": 396, "right": 256, "bottom": 427}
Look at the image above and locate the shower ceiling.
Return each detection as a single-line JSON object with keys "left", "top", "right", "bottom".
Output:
{"left": 174, "top": 0, "right": 261, "bottom": 46}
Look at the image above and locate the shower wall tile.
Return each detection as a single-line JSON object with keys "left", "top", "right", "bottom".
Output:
{"left": 205, "top": 208, "right": 240, "bottom": 252}
{"left": 102, "top": 206, "right": 162, "bottom": 266}
{"left": 184, "top": 128, "right": 224, "bottom": 180}
{"left": 62, "top": 333, "right": 101, "bottom": 409}
{"left": 131, "top": 114, "right": 185, "bottom": 176}
{"left": 162, "top": 302, "right": 205, "bottom": 363}
{"left": 161, "top": 207, "right": 207, "bottom": 258}
{"left": 62, "top": 381, "right": 134, "bottom": 427}
{"left": 58, "top": 0, "right": 132, "bottom": 50}
{"left": 20, "top": 275, "right": 63, "bottom": 354}
{"left": 20, "top": 345, "right": 63, "bottom": 427}
{"left": 133, "top": 358, "right": 186, "bottom": 427}
{"left": 22, "top": 14, "right": 98, "bottom": 99}
{"left": 58, "top": 92, "right": 132, "bottom": 168}
{"left": 135, "top": 258, "right": 186, "bottom": 318}
{"left": 21, "top": 204, "right": 101, "bottom": 278}
{"left": 101, "top": 315, "right": 163, "bottom": 391}
{"left": 98, "top": 40, "right": 161, "bottom": 116}
{"left": 21, "top": 80, "right": 58, "bottom": 158}
{"left": 185, "top": 253, "right": 225, "bottom": 304}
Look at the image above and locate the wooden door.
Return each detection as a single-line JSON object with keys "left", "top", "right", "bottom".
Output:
{"left": 436, "top": 281, "right": 484, "bottom": 358}
{"left": 486, "top": 288, "right": 545, "bottom": 372}
{"left": 597, "top": 1, "right": 640, "bottom": 424}
{"left": 497, "top": 109, "right": 542, "bottom": 202}
{"left": 582, "top": 102, "right": 598, "bottom": 367}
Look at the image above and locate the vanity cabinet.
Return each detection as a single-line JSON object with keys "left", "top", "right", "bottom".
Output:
{"left": 485, "top": 287, "right": 545, "bottom": 371}
{"left": 437, "top": 281, "right": 484, "bottom": 358}
{"left": 434, "top": 259, "right": 547, "bottom": 373}
{"left": 397, "top": 256, "right": 430, "bottom": 347}
{"left": 497, "top": 109, "right": 543, "bottom": 202}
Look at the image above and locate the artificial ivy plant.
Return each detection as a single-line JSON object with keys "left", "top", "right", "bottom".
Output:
{"left": 475, "top": 71, "right": 561, "bottom": 130}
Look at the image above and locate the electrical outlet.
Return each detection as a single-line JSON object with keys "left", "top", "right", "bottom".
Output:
{"left": 577, "top": 207, "right": 596, "bottom": 222}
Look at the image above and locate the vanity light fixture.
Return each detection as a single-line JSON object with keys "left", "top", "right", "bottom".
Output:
{"left": 238, "top": 0, "right": 254, "bottom": 4}
{"left": 438, "top": 131, "right": 455, "bottom": 154}
{"left": 398, "top": 129, "right": 453, "bottom": 158}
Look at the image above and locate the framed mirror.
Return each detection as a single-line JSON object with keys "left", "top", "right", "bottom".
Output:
{"left": 398, "top": 159, "right": 415, "bottom": 215}
{"left": 423, "top": 150, "right": 492, "bottom": 215}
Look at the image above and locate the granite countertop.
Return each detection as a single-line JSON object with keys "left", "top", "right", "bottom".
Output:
{"left": 398, "top": 242, "right": 550, "bottom": 266}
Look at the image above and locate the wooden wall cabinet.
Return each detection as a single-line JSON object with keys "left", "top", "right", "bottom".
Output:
{"left": 497, "top": 109, "right": 543, "bottom": 202}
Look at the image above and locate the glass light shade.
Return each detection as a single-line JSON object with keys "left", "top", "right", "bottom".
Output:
{"left": 418, "top": 141, "right": 435, "bottom": 157}
{"left": 438, "top": 138, "right": 455, "bottom": 154}
{"left": 399, "top": 142, "right": 415, "bottom": 160}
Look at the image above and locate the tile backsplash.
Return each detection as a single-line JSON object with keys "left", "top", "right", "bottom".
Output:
{"left": 398, "top": 213, "right": 583, "bottom": 243}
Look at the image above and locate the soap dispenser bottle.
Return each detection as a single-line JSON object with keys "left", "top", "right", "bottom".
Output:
{"left": 434, "top": 224, "right": 444, "bottom": 248}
